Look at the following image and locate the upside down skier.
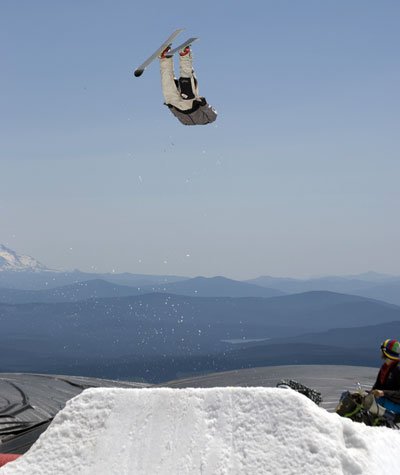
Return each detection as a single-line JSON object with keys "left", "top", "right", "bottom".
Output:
{"left": 159, "top": 45, "right": 217, "bottom": 126}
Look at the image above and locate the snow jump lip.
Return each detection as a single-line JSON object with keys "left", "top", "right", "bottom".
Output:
{"left": 4, "top": 386, "right": 400, "bottom": 475}
{"left": 0, "top": 366, "right": 378, "bottom": 467}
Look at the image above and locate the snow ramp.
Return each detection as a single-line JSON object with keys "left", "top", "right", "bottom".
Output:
{"left": 1, "top": 387, "right": 400, "bottom": 474}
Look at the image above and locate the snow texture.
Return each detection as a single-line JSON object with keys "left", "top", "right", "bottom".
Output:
{"left": 2, "top": 387, "right": 400, "bottom": 474}
{"left": 0, "top": 245, "right": 50, "bottom": 272}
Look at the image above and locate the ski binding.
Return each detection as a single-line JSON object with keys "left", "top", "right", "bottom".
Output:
{"left": 134, "top": 28, "right": 184, "bottom": 77}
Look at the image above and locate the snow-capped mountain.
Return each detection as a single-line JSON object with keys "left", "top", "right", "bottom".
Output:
{"left": 0, "top": 244, "right": 51, "bottom": 272}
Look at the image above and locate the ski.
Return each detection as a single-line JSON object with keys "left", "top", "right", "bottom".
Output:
{"left": 134, "top": 29, "right": 184, "bottom": 77}
{"left": 165, "top": 37, "right": 199, "bottom": 57}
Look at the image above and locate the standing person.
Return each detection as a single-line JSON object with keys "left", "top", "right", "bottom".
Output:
{"left": 363, "top": 339, "right": 400, "bottom": 418}
{"left": 159, "top": 45, "right": 217, "bottom": 126}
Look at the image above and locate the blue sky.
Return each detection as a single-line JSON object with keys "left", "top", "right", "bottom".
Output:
{"left": 1, "top": 1, "right": 399, "bottom": 278}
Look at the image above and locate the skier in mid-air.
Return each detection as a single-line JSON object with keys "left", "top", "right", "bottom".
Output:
{"left": 159, "top": 45, "right": 217, "bottom": 126}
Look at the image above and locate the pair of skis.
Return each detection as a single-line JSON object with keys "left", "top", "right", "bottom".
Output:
{"left": 134, "top": 29, "right": 198, "bottom": 78}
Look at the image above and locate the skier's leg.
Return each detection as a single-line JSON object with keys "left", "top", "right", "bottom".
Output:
{"left": 159, "top": 56, "right": 182, "bottom": 106}
{"left": 178, "top": 49, "right": 200, "bottom": 100}
{"left": 160, "top": 56, "right": 194, "bottom": 110}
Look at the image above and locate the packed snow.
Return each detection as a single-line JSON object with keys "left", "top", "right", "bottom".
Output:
{"left": 1, "top": 387, "right": 400, "bottom": 474}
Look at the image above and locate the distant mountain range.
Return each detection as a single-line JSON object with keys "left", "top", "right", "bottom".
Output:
{"left": 246, "top": 274, "right": 400, "bottom": 306}
{"left": 1, "top": 244, "right": 400, "bottom": 304}
{"left": 0, "top": 268, "right": 187, "bottom": 291}
{"left": 1, "top": 244, "right": 400, "bottom": 382}
{"left": 3, "top": 268, "right": 400, "bottom": 306}
{"left": 0, "top": 290, "right": 399, "bottom": 381}
{"left": 0, "top": 244, "right": 187, "bottom": 289}
{"left": 144, "top": 276, "right": 284, "bottom": 298}
{"left": 348, "top": 283, "right": 400, "bottom": 307}
{"left": 0, "top": 276, "right": 284, "bottom": 304}
{"left": 0, "top": 279, "right": 141, "bottom": 304}
{"left": 247, "top": 273, "right": 400, "bottom": 293}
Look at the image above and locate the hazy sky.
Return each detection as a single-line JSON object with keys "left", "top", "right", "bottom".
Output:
{"left": 1, "top": 1, "right": 399, "bottom": 279}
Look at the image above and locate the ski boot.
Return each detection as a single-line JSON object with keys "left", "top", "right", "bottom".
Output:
{"left": 179, "top": 46, "right": 191, "bottom": 57}
{"left": 159, "top": 45, "right": 172, "bottom": 59}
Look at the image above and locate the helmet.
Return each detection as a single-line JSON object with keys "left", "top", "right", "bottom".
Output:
{"left": 380, "top": 339, "right": 400, "bottom": 361}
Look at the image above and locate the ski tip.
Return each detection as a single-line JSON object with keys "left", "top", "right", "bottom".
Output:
{"left": 134, "top": 69, "right": 144, "bottom": 78}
